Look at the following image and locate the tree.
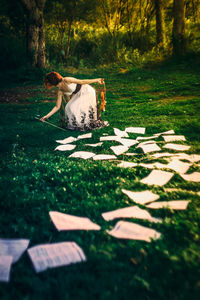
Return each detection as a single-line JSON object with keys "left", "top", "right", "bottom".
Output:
{"left": 154, "top": 0, "right": 166, "bottom": 49}
{"left": 172, "top": 0, "right": 187, "bottom": 55}
{"left": 21, "top": 0, "right": 46, "bottom": 68}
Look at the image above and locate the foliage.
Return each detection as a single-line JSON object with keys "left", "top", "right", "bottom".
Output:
{"left": 0, "top": 59, "right": 200, "bottom": 299}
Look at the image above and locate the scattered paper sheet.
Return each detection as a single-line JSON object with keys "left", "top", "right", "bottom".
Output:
{"left": 118, "top": 138, "right": 138, "bottom": 147}
{"left": 0, "top": 256, "right": 13, "bottom": 282}
{"left": 141, "top": 170, "right": 174, "bottom": 186}
{"left": 139, "top": 162, "right": 163, "bottom": 169}
{"left": 77, "top": 133, "right": 92, "bottom": 139}
{"left": 0, "top": 239, "right": 30, "bottom": 263}
{"left": 154, "top": 130, "right": 175, "bottom": 136}
{"left": 28, "top": 242, "right": 86, "bottom": 273}
{"left": 125, "top": 127, "right": 146, "bottom": 134}
{"left": 122, "top": 189, "right": 160, "bottom": 205}
{"left": 56, "top": 137, "right": 77, "bottom": 144}
{"left": 152, "top": 152, "right": 178, "bottom": 158}
{"left": 162, "top": 135, "right": 186, "bottom": 142}
{"left": 114, "top": 128, "right": 129, "bottom": 138}
{"left": 146, "top": 200, "right": 189, "bottom": 210}
{"left": 125, "top": 153, "right": 138, "bottom": 156}
{"left": 93, "top": 154, "right": 117, "bottom": 160}
{"left": 110, "top": 145, "right": 129, "bottom": 155}
{"left": 138, "top": 143, "right": 161, "bottom": 154}
{"left": 137, "top": 140, "right": 156, "bottom": 146}
{"left": 55, "top": 144, "right": 76, "bottom": 151}
{"left": 163, "top": 143, "right": 191, "bottom": 151}
{"left": 85, "top": 142, "right": 103, "bottom": 147}
{"left": 166, "top": 159, "right": 191, "bottom": 174}
{"left": 136, "top": 136, "right": 158, "bottom": 141}
{"left": 197, "top": 192, "right": 200, "bottom": 196}
{"left": 68, "top": 151, "right": 95, "bottom": 159}
{"left": 117, "top": 161, "right": 137, "bottom": 168}
{"left": 100, "top": 136, "right": 120, "bottom": 142}
{"left": 171, "top": 153, "right": 200, "bottom": 163}
{"left": 102, "top": 206, "right": 161, "bottom": 223}
{"left": 180, "top": 172, "right": 200, "bottom": 182}
{"left": 108, "top": 221, "right": 161, "bottom": 242}
{"left": 49, "top": 211, "right": 101, "bottom": 231}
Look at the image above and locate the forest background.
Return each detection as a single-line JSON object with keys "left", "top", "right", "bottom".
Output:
{"left": 0, "top": 0, "right": 200, "bottom": 72}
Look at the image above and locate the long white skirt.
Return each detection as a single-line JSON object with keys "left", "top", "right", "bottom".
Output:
{"left": 65, "top": 84, "right": 108, "bottom": 131}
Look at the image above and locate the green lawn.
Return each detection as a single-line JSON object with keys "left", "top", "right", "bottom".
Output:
{"left": 0, "top": 58, "right": 200, "bottom": 300}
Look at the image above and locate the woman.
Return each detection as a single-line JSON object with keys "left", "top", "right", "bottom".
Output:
{"left": 41, "top": 72, "right": 108, "bottom": 131}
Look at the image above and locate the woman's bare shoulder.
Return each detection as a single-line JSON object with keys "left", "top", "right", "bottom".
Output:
{"left": 63, "top": 77, "right": 80, "bottom": 84}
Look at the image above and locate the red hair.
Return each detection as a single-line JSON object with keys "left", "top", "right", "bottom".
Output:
{"left": 44, "top": 72, "right": 63, "bottom": 87}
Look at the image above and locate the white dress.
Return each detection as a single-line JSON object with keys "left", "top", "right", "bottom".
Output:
{"left": 61, "top": 83, "right": 108, "bottom": 131}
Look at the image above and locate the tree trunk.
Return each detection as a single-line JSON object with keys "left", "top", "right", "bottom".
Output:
{"left": 155, "top": 0, "right": 166, "bottom": 48}
{"left": 22, "top": 0, "right": 46, "bottom": 67}
{"left": 172, "top": 0, "right": 187, "bottom": 56}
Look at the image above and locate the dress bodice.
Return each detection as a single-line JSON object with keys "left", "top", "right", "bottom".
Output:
{"left": 60, "top": 82, "right": 77, "bottom": 96}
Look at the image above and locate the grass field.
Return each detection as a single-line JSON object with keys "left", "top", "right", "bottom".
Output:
{"left": 0, "top": 57, "right": 200, "bottom": 300}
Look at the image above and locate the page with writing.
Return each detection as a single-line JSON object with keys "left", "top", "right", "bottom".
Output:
{"left": 28, "top": 242, "right": 86, "bottom": 273}
{"left": 0, "top": 239, "right": 30, "bottom": 263}
{"left": 0, "top": 256, "right": 13, "bottom": 282}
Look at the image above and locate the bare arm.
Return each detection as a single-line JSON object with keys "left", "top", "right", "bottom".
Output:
{"left": 40, "top": 90, "right": 62, "bottom": 121}
{"left": 64, "top": 77, "right": 104, "bottom": 85}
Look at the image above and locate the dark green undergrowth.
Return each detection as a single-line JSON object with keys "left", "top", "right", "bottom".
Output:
{"left": 0, "top": 60, "right": 200, "bottom": 300}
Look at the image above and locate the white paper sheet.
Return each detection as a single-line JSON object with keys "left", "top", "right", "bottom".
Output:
{"left": 68, "top": 151, "right": 96, "bottom": 159}
{"left": 166, "top": 159, "right": 191, "bottom": 174}
{"left": 117, "top": 161, "right": 137, "bottom": 168}
{"left": 118, "top": 138, "right": 138, "bottom": 147}
{"left": 137, "top": 140, "right": 156, "bottom": 146}
{"left": 102, "top": 206, "right": 161, "bottom": 223}
{"left": 138, "top": 143, "right": 161, "bottom": 154}
{"left": 146, "top": 200, "right": 189, "bottom": 210}
{"left": 0, "top": 256, "right": 13, "bottom": 282}
{"left": 100, "top": 136, "right": 120, "bottom": 142}
{"left": 139, "top": 162, "right": 164, "bottom": 169}
{"left": 56, "top": 137, "right": 77, "bottom": 144}
{"left": 49, "top": 211, "right": 101, "bottom": 231}
{"left": 151, "top": 152, "right": 178, "bottom": 158}
{"left": 77, "top": 133, "right": 92, "bottom": 139}
{"left": 108, "top": 221, "right": 161, "bottom": 242}
{"left": 55, "top": 144, "right": 76, "bottom": 151}
{"left": 0, "top": 239, "right": 30, "bottom": 263}
{"left": 28, "top": 242, "right": 86, "bottom": 273}
{"left": 114, "top": 128, "right": 129, "bottom": 138}
{"left": 154, "top": 130, "right": 175, "bottom": 136}
{"left": 180, "top": 172, "right": 200, "bottom": 182}
{"left": 162, "top": 135, "right": 186, "bottom": 142}
{"left": 93, "top": 154, "right": 117, "bottom": 160}
{"left": 125, "top": 127, "right": 146, "bottom": 134}
{"left": 163, "top": 143, "right": 191, "bottom": 151}
{"left": 170, "top": 153, "right": 200, "bottom": 163}
{"left": 125, "top": 153, "right": 138, "bottom": 156}
{"left": 85, "top": 142, "right": 103, "bottom": 147}
{"left": 136, "top": 136, "right": 158, "bottom": 141}
{"left": 140, "top": 170, "right": 174, "bottom": 186}
{"left": 110, "top": 145, "right": 129, "bottom": 155}
{"left": 122, "top": 189, "right": 160, "bottom": 204}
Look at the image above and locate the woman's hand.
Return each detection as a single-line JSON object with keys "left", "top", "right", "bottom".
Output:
{"left": 97, "top": 78, "right": 104, "bottom": 84}
{"left": 40, "top": 116, "right": 48, "bottom": 122}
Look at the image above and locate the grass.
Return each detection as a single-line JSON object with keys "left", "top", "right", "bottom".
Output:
{"left": 0, "top": 57, "right": 200, "bottom": 300}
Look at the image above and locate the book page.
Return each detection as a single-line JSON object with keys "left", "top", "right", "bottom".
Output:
{"left": 77, "top": 133, "right": 92, "bottom": 139}
{"left": 56, "top": 137, "right": 77, "bottom": 144}
{"left": 0, "top": 239, "right": 30, "bottom": 263}
{"left": 68, "top": 151, "right": 96, "bottom": 159}
{"left": 118, "top": 138, "right": 138, "bottom": 147}
{"left": 125, "top": 127, "right": 146, "bottom": 134}
{"left": 102, "top": 206, "right": 161, "bottom": 223}
{"left": 180, "top": 172, "right": 200, "bottom": 182}
{"left": 108, "top": 221, "right": 161, "bottom": 242}
{"left": 163, "top": 144, "right": 190, "bottom": 151}
{"left": 162, "top": 135, "right": 186, "bottom": 142}
{"left": 140, "top": 170, "right": 174, "bottom": 186}
{"left": 122, "top": 189, "right": 160, "bottom": 204}
{"left": 93, "top": 154, "right": 117, "bottom": 160}
{"left": 100, "top": 136, "right": 121, "bottom": 142}
{"left": 84, "top": 142, "right": 103, "bottom": 147}
{"left": 110, "top": 145, "right": 129, "bottom": 155}
{"left": 49, "top": 211, "right": 101, "bottom": 231}
{"left": 138, "top": 143, "right": 161, "bottom": 154}
{"left": 114, "top": 128, "right": 129, "bottom": 138}
{"left": 55, "top": 144, "right": 76, "bottom": 151}
{"left": 146, "top": 200, "right": 189, "bottom": 210}
{"left": 0, "top": 256, "right": 13, "bottom": 282}
{"left": 117, "top": 161, "right": 137, "bottom": 168}
{"left": 28, "top": 242, "right": 86, "bottom": 273}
